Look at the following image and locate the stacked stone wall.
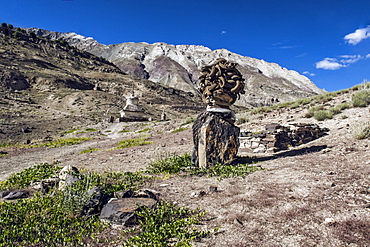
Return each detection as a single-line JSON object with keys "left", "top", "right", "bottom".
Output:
{"left": 239, "top": 123, "right": 329, "bottom": 153}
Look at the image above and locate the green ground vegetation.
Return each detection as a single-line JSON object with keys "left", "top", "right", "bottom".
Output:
{"left": 171, "top": 127, "right": 188, "bottom": 133}
{"left": 0, "top": 152, "right": 260, "bottom": 246}
{"left": 26, "top": 137, "right": 91, "bottom": 148}
{"left": 112, "top": 136, "right": 153, "bottom": 150}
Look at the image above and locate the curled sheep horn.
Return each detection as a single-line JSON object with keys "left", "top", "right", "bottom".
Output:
{"left": 198, "top": 58, "right": 245, "bottom": 107}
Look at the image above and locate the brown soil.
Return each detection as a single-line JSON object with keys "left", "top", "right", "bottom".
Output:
{"left": 1, "top": 92, "right": 370, "bottom": 246}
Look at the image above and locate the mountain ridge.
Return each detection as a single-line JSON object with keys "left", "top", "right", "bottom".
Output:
{"left": 26, "top": 27, "right": 326, "bottom": 108}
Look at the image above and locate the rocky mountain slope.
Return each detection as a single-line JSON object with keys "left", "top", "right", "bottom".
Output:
{"left": 26, "top": 28, "right": 326, "bottom": 108}
{"left": 0, "top": 24, "right": 202, "bottom": 144}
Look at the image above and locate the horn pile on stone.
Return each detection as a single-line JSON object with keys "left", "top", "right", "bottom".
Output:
{"left": 198, "top": 58, "right": 245, "bottom": 108}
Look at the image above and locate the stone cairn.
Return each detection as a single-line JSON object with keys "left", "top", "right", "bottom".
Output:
{"left": 192, "top": 58, "right": 245, "bottom": 167}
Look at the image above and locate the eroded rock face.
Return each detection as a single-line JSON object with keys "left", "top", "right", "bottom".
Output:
{"left": 192, "top": 111, "right": 240, "bottom": 167}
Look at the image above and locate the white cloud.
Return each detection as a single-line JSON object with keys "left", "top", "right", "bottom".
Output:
{"left": 344, "top": 25, "right": 370, "bottom": 45}
{"left": 221, "top": 31, "right": 227, "bottom": 35}
{"left": 316, "top": 55, "right": 365, "bottom": 70}
{"left": 316, "top": 58, "right": 347, "bottom": 70}
{"left": 303, "top": 71, "right": 315, "bottom": 76}
{"left": 339, "top": 55, "right": 362, "bottom": 64}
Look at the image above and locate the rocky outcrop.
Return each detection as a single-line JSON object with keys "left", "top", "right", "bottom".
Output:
{"left": 25, "top": 28, "right": 326, "bottom": 108}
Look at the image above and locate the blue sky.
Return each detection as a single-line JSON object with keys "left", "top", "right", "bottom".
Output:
{"left": 1, "top": 0, "right": 370, "bottom": 92}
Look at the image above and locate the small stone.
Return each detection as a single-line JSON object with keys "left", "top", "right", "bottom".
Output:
{"left": 209, "top": 185, "right": 217, "bottom": 192}
{"left": 159, "top": 183, "right": 170, "bottom": 187}
{"left": 324, "top": 218, "right": 336, "bottom": 225}
{"left": 3, "top": 190, "right": 29, "bottom": 200}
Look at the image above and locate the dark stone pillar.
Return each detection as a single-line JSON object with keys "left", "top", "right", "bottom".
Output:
{"left": 192, "top": 111, "right": 240, "bottom": 168}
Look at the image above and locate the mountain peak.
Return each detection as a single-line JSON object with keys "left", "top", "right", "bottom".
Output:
{"left": 26, "top": 28, "right": 325, "bottom": 108}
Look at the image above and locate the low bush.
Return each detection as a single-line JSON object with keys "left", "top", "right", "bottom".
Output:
{"left": 352, "top": 90, "right": 370, "bottom": 107}
{"left": 352, "top": 121, "right": 370, "bottom": 140}
{"left": 313, "top": 110, "right": 333, "bottom": 121}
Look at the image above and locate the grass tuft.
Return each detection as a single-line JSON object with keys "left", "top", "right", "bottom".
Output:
{"left": 79, "top": 148, "right": 100, "bottom": 154}
{"left": 171, "top": 127, "right": 188, "bottom": 133}
{"left": 113, "top": 137, "right": 152, "bottom": 150}
{"left": 27, "top": 137, "right": 91, "bottom": 148}
{"left": 352, "top": 121, "right": 370, "bottom": 140}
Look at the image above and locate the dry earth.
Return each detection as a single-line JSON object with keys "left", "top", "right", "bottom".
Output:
{"left": 1, "top": 93, "right": 370, "bottom": 246}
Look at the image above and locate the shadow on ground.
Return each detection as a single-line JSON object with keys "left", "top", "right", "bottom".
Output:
{"left": 238, "top": 145, "right": 328, "bottom": 164}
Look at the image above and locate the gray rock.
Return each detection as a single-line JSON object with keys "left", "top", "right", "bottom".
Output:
{"left": 58, "top": 165, "right": 79, "bottom": 190}
{"left": 100, "top": 198, "right": 157, "bottom": 226}
{"left": 192, "top": 111, "right": 240, "bottom": 167}
{"left": 81, "top": 186, "right": 112, "bottom": 216}
{"left": 3, "top": 190, "right": 30, "bottom": 200}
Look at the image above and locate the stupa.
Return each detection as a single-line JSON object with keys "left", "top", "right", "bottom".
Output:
{"left": 120, "top": 94, "right": 147, "bottom": 121}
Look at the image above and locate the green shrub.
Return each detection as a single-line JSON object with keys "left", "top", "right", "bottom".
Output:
{"left": 313, "top": 110, "right": 333, "bottom": 121}
{"left": 337, "top": 102, "right": 350, "bottom": 110}
{"left": 352, "top": 122, "right": 370, "bottom": 140}
{"left": 305, "top": 105, "right": 326, "bottom": 118}
{"left": 0, "top": 166, "right": 149, "bottom": 246}
{"left": 352, "top": 90, "right": 370, "bottom": 107}
{"left": 329, "top": 106, "right": 342, "bottom": 115}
